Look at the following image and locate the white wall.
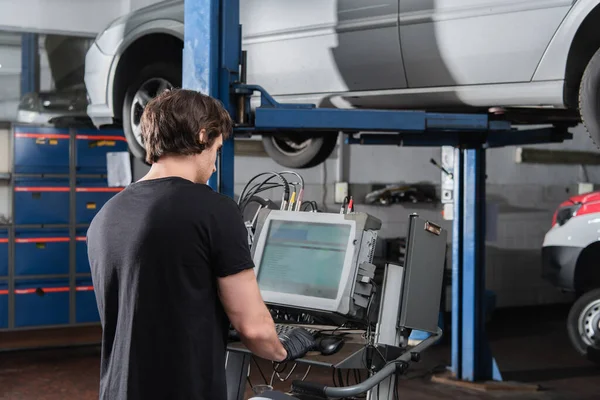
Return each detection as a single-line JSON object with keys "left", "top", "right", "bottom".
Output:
{"left": 0, "top": 33, "right": 66, "bottom": 121}
{"left": 0, "top": 0, "right": 127, "bottom": 36}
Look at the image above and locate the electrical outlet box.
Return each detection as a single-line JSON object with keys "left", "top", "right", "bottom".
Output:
{"left": 577, "top": 182, "right": 594, "bottom": 195}
{"left": 335, "top": 182, "right": 349, "bottom": 204}
{"left": 442, "top": 203, "right": 454, "bottom": 221}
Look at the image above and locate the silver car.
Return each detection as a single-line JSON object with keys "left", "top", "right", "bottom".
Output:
{"left": 85, "top": 0, "right": 600, "bottom": 168}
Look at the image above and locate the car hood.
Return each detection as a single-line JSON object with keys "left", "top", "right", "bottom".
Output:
{"left": 561, "top": 191, "right": 600, "bottom": 206}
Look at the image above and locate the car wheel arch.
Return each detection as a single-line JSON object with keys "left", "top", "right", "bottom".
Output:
{"left": 563, "top": 3, "right": 600, "bottom": 109}
{"left": 110, "top": 30, "right": 184, "bottom": 121}
{"left": 574, "top": 241, "right": 600, "bottom": 294}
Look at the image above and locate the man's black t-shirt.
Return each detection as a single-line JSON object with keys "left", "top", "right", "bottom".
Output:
{"left": 87, "top": 177, "right": 254, "bottom": 400}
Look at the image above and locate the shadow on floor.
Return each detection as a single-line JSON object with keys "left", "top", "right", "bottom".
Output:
{"left": 503, "top": 365, "right": 600, "bottom": 383}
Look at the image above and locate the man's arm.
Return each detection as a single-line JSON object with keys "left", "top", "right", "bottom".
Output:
{"left": 208, "top": 196, "right": 286, "bottom": 361}
{"left": 217, "top": 269, "right": 287, "bottom": 362}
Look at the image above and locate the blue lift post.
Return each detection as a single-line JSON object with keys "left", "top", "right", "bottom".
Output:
{"left": 21, "top": 33, "right": 40, "bottom": 96}
{"left": 184, "top": 0, "right": 573, "bottom": 386}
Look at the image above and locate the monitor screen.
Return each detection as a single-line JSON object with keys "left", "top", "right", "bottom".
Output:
{"left": 256, "top": 220, "right": 352, "bottom": 300}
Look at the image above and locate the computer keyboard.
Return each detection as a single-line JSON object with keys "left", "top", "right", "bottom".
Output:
{"left": 228, "top": 324, "right": 319, "bottom": 342}
{"left": 274, "top": 323, "right": 319, "bottom": 337}
{"left": 228, "top": 324, "right": 344, "bottom": 356}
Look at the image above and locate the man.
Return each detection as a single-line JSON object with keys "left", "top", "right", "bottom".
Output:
{"left": 87, "top": 89, "right": 315, "bottom": 400}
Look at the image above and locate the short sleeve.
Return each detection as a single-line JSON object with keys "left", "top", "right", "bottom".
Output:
{"left": 209, "top": 196, "right": 255, "bottom": 277}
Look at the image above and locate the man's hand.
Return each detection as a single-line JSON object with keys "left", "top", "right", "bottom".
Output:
{"left": 279, "top": 328, "right": 316, "bottom": 361}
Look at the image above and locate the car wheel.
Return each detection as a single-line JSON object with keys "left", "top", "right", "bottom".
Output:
{"left": 579, "top": 47, "right": 600, "bottom": 149}
{"left": 567, "top": 288, "right": 600, "bottom": 362}
{"left": 122, "top": 63, "right": 181, "bottom": 161}
{"left": 261, "top": 132, "right": 339, "bottom": 169}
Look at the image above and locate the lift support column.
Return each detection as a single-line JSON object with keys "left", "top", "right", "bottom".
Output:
{"left": 183, "top": 0, "right": 573, "bottom": 386}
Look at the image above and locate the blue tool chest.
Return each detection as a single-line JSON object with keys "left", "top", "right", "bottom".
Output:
{"left": 75, "top": 278, "right": 99, "bottom": 323}
{"left": 0, "top": 281, "right": 7, "bottom": 329}
{"left": 76, "top": 178, "right": 123, "bottom": 224}
{"left": 76, "top": 129, "right": 128, "bottom": 174}
{"left": 0, "top": 230, "right": 7, "bottom": 277}
{"left": 13, "top": 126, "right": 70, "bottom": 174}
{"left": 14, "top": 229, "right": 70, "bottom": 276}
{"left": 14, "top": 178, "right": 70, "bottom": 225}
{"left": 6, "top": 124, "right": 129, "bottom": 333}
{"left": 14, "top": 278, "right": 70, "bottom": 327}
{"left": 76, "top": 229, "right": 89, "bottom": 274}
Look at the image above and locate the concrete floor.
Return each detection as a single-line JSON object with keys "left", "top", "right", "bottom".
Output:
{"left": 0, "top": 304, "right": 599, "bottom": 400}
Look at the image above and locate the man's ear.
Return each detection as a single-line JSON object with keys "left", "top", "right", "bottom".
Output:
{"left": 199, "top": 128, "right": 207, "bottom": 144}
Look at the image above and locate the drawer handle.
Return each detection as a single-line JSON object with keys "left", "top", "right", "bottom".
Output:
{"left": 89, "top": 140, "right": 116, "bottom": 147}
{"left": 35, "top": 288, "right": 45, "bottom": 296}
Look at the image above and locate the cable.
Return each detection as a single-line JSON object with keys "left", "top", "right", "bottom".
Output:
{"left": 300, "top": 365, "right": 311, "bottom": 381}
{"left": 275, "top": 363, "right": 298, "bottom": 382}
{"left": 279, "top": 171, "right": 304, "bottom": 210}
{"left": 300, "top": 201, "right": 315, "bottom": 212}
{"left": 251, "top": 356, "right": 269, "bottom": 385}
{"left": 238, "top": 172, "right": 290, "bottom": 209}
{"left": 241, "top": 177, "right": 287, "bottom": 210}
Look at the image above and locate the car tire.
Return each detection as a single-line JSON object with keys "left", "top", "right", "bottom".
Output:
{"left": 261, "top": 132, "right": 339, "bottom": 169}
{"left": 579, "top": 47, "right": 600, "bottom": 149}
{"left": 122, "top": 62, "right": 181, "bottom": 162}
{"left": 567, "top": 288, "right": 600, "bottom": 362}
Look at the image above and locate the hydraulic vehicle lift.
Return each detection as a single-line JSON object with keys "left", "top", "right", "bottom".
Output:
{"left": 183, "top": 0, "right": 573, "bottom": 387}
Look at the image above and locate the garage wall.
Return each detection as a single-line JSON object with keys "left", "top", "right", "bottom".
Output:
{"left": 0, "top": 0, "right": 126, "bottom": 36}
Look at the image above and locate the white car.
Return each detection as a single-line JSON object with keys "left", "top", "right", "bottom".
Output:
{"left": 542, "top": 191, "right": 600, "bottom": 361}
{"left": 86, "top": 0, "right": 600, "bottom": 167}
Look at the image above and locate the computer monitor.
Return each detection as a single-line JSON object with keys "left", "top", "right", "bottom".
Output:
{"left": 251, "top": 210, "right": 382, "bottom": 319}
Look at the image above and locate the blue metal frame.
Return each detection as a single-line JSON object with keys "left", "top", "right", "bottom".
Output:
{"left": 20, "top": 33, "right": 39, "bottom": 96}
{"left": 184, "top": 0, "right": 573, "bottom": 383}
{"left": 183, "top": 0, "right": 239, "bottom": 198}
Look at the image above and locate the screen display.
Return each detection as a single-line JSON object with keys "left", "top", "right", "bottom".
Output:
{"left": 257, "top": 220, "right": 352, "bottom": 300}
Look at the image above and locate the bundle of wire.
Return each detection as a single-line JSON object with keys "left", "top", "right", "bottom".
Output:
{"left": 237, "top": 171, "right": 307, "bottom": 214}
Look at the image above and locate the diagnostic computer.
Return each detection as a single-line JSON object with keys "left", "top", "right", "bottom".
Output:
{"left": 250, "top": 209, "right": 382, "bottom": 322}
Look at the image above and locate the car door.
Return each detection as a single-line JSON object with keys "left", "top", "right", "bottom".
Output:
{"left": 241, "top": 0, "right": 406, "bottom": 98}
{"left": 399, "top": 0, "right": 575, "bottom": 88}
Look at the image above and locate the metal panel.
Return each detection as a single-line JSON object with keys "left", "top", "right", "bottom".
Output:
{"left": 399, "top": 0, "right": 572, "bottom": 87}
{"left": 398, "top": 215, "right": 447, "bottom": 334}
{"left": 372, "top": 263, "right": 405, "bottom": 400}
{"left": 225, "top": 352, "right": 250, "bottom": 400}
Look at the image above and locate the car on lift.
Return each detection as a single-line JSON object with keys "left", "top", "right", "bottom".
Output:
{"left": 85, "top": 0, "right": 600, "bottom": 168}
{"left": 542, "top": 191, "right": 600, "bottom": 362}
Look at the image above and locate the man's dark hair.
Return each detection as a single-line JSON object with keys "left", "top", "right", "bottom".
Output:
{"left": 140, "top": 89, "right": 233, "bottom": 164}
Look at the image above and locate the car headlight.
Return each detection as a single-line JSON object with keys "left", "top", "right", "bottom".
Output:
{"left": 555, "top": 203, "right": 582, "bottom": 226}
